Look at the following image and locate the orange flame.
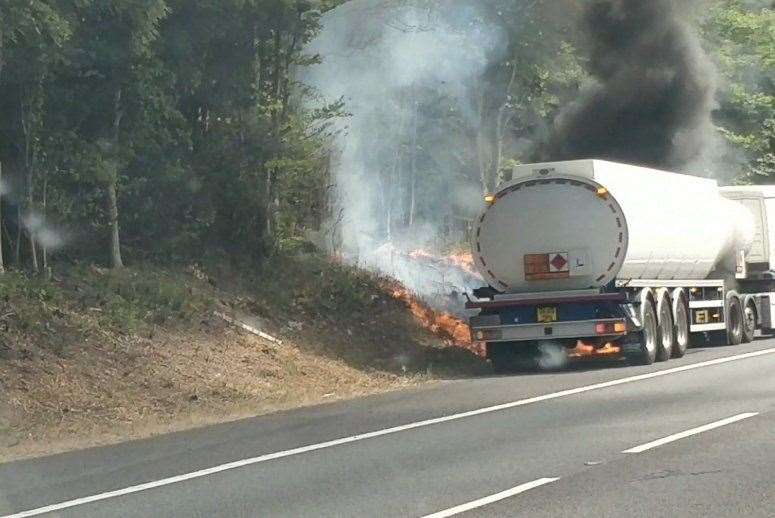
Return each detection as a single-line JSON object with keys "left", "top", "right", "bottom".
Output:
{"left": 386, "top": 248, "right": 485, "bottom": 357}
{"left": 408, "top": 249, "right": 479, "bottom": 276}
{"left": 386, "top": 248, "right": 626, "bottom": 362}
{"left": 389, "top": 284, "right": 484, "bottom": 356}
{"left": 568, "top": 341, "right": 622, "bottom": 359}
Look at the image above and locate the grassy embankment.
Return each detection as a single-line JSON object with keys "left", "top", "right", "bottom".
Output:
{"left": 0, "top": 253, "right": 484, "bottom": 461}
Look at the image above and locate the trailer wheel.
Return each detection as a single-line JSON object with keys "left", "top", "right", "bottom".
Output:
{"left": 488, "top": 342, "right": 539, "bottom": 374}
{"left": 656, "top": 294, "right": 674, "bottom": 362}
{"left": 488, "top": 342, "right": 517, "bottom": 374}
{"left": 726, "top": 292, "right": 744, "bottom": 346}
{"left": 628, "top": 300, "right": 658, "bottom": 365}
{"left": 742, "top": 300, "right": 757, "bottom": 344}
{"left": 672, "top": 293, "right": 690, "bottom": 358}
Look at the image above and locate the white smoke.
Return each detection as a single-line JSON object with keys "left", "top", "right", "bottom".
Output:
{"left": 23, "top": 211, "right": 66, "bottom": 251}
{"left": 305, "top": 0, "right": 504, "bottom": 306}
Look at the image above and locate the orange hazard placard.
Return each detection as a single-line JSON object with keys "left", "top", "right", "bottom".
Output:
{"left": 525, "top": 253, "right": 570, "bottom": 281}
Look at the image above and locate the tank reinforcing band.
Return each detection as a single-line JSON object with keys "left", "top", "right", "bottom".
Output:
{"left": 474, "top": 177, "right": 629, "bottom": 293}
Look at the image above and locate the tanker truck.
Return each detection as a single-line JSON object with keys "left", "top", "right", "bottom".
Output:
{"left": 467, "top": 159, "right": 775, "bottom": 371}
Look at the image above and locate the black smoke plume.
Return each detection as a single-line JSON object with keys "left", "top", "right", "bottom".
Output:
{"left": 540, "top": 0, "right": 717, "bottom": 170}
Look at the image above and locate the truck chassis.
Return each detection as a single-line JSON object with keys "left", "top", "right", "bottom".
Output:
{"left": 468, "top": 280, "right": 775, "bottom": 371}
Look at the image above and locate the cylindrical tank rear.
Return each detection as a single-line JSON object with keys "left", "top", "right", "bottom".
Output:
{"left": 473, "top": 160, "right": 753, "bottom": 293}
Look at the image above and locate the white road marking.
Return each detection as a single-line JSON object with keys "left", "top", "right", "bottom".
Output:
{"left": 622, "top": 412, "right": 759, "bottom": 454}
{"left": 4, "top": 346, "right": 775, "bottom": 518}
{"left": 421, "top": 478, "right": 560, "bottom": 518}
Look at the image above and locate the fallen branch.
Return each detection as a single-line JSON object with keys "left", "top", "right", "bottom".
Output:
{"left": 214, "top": 311, "right": 283, "bottom": 345}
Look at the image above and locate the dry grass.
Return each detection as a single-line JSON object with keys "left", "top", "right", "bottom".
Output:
{"left": 0, "top": 255, "right": 486, "bottom": 462}
{"left": 0, "top": 320, "right": 422, "bottom": 462}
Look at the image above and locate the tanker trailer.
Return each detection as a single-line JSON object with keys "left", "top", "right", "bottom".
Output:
{"left": 467, "top": 160, "right": 775, "bottom": 371}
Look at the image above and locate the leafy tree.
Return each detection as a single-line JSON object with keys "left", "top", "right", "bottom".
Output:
{"left": 0, "top": 0, "right": 72, "bottom": 272}
{"left": 703, "top": 1, "right": 775, "bottom": 182}
{"left": 67, "top": 0, "right": 170, "bottom": 268}
{"left": 0, "top": 0, "right": 770, "bottom": 274}
{"left": 472, "top": 0, "right": 585, "bottom": 192}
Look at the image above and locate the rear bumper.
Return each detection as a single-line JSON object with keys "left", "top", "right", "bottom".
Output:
{"left": 466, "top": 291, "right": 628, "bottom": 310}
{"left": 470, "top": 318, "right": 627, "bottom": 343}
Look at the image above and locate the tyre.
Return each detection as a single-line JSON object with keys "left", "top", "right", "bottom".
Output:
{"left": 488, "top": 342, "right": 517, "bottom": 374}
{"left": 672, "top": 293, "right": 690, "bottom": 358}
{"left": 742, "top": 300, "right": 757, "bottom": 344}
{"left": 726, "top": 292, "right": 744, "bottom": 346}
{"left": 627, "top": 299, "right": 658, "bottom": 365}
{"left": 488, "top": 342, "right": 538, "bottom": 374}
{"left": 656, "top": 294, "right": 674, "bottom": 362}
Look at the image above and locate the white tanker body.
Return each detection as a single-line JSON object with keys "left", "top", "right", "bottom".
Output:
{"left": 468, "top": 160, "right": 775, "bottom": 371}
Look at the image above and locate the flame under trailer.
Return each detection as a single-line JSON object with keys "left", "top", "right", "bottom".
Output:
{"left": 468, "top": 160, "right": 775, "bottom": 371}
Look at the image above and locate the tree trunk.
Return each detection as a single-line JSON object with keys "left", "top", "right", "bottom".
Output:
{"left": 278, "top": 14, "right": 302, "bottom": 124}
{"left": 42, "top": 171, "right": 48, "bottom": 272}
{"left": 387, "top": 94, "right": 409, "bottom": 238}
{"left": 0, "top": 25, "right": 4, "bottom": 80}
{"left": 490, "top": 63, "right": 518, "bottom": 187}
{"left": 264, "top": 165, "right": 275, "bottom": 243}
{"left": 109, "top": 86, "right": 124, "bottom": 268}
{"left": 264, "top": 30, "right": 284, "bottom": 246}
{"left": 408, "top": 98, "right": 419, "bottom": 227}
{"left": 14, "top": 205, "right": 21, "bottom": 265}
{"left": 27, "top": 169, "right": 38, "bottom": 274}
{"left": 21, "top": 100, "right": 39, "bottom": 273}
{"left": 0, "top": 161, "right": 4, "bottom": 273}
{"left": 475, "top": 83, "right": 492, "bottom": 195}
{"left": 107, "top": 181, "right": 123, "bottom": 268}
{"left": 2, "top": 212, "right": 12, "bottom": 258}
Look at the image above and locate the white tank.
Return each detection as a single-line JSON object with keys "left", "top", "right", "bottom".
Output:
{"left": 473, "top": 160, "right": 754, "bottom": 293}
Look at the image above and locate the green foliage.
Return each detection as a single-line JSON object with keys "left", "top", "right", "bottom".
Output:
{"left": 0, "top": 264, "right": 216, "bottom": 357}
{"left": 703, "top": 1, "right": 775, "bottom": 182}
{"left": 0, "top": 0, "right": 772, "bottom": 274}
{"left": 0, "top": 0, "right": 343, "bottom": 270}
{"left": 70, "top": 266, "right": 213, "bottom": 332}
{"left": 0, "top": 271, "right": 66, "bottom": 344}
{"left": 0, "top": 271, "right": 63, "bottom": 304}
{"left": 255, "top": 253, "right": 380, "bottom": 319}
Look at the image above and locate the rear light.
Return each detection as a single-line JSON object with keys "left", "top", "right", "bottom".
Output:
{"left": 596, "top": 321, "right": 627, "bottom": 335}
{"left": 473, "top": 329, "right": 503, "bottom": 341}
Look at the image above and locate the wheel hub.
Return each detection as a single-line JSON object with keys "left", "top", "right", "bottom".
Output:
{"left": 644, "top": 313, "right": 657, "bottom": 353}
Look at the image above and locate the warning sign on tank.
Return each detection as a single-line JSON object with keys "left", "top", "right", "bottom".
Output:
{"left": 524, "top": 253, "right": 571, "bottom": 281}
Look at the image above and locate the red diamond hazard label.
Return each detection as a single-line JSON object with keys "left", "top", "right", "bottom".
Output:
{"left": 550, "top": 253, "right": 569, "bottom": 272}
{"left": 525, "top": 252, "right": 571, "bottom": 281}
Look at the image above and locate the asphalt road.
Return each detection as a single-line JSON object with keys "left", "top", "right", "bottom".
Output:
{"left": 2, "top": 339, "right": 775, "bottom": 517}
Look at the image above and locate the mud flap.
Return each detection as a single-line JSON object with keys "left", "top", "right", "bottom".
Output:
{"left": 620, "top": 332, "right": 646, "bottom": 355}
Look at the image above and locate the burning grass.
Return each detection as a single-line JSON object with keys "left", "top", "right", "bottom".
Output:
{"left": 387, "top": 282, "right": 475, "bottom": 347}
{"left": 385, "top": 249, "right": 486, "bottom": 358}
{"left": 410, "top": 249, "right": 479, "bottom": 277}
